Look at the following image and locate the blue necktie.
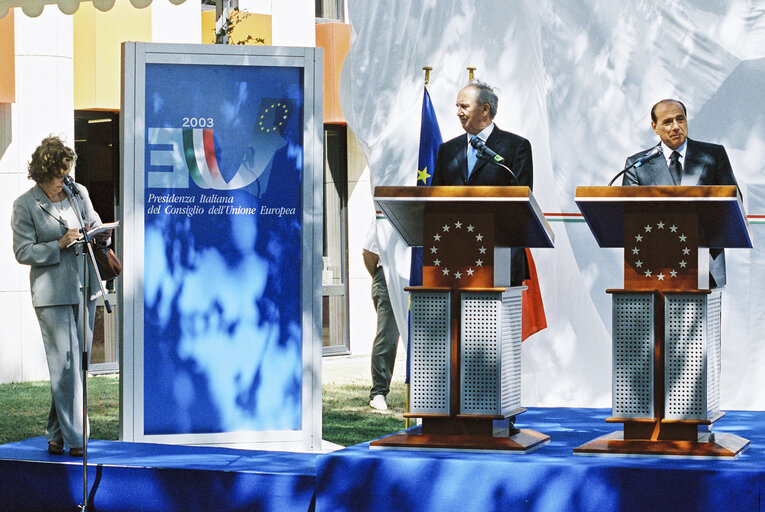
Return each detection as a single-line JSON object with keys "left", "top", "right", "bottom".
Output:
{"left": 467, "top": 139, "right": 478, "bottom": 179}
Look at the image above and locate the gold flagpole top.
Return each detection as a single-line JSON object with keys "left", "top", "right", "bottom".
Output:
{"left": 467, "top": 66, "right": 476, "bottom": 82}
{"left": 422, "top": 66, "right": 433, "bottom": 86}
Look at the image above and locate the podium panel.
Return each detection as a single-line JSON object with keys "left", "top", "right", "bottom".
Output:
{"left": 459, "top": 289, "right": 523, "bottom": 417}
{"left": 612, "top": 293, "right": 655, "bottom": 419}
{"left": 409, "top": 290, "right": 452, "bottom": 415}
{"left": 624, "top": 212, "right": 699, "bottom": 289}
{"left": 664, "top": 291, "right": 721, "bottom": 420}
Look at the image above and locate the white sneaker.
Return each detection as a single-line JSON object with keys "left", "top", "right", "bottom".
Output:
{"left": 369, "top": 395, "right": 388, "bottom": 411}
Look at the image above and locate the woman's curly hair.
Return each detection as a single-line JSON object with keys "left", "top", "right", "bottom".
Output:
{"left": 27, "top": 136, "right": 76, "bottom": 184}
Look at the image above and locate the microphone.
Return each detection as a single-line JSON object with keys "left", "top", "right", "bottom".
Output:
{"left": 607, "top": 145, "right": 663, "bottom": 186}
{"left": 469, "top": 136, "right": 519, "bottom": 185}
{"left": 63, "top": 175, "right": 81, "bottom": 196}
{"left": 470, "top": 136, "right": 505, "bottom": 163}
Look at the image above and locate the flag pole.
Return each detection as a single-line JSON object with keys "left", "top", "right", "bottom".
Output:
{"left": 405, "top": 65, "right": 434, "bottom": 430}
{"left": 467, "top": 66, "right": 476, "bottom": 82}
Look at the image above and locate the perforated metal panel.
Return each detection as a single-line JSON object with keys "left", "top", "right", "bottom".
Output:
{"left": 664, "top": 294, "right": 707, "bottom": 420}
{"left": 706, "top": 292, "right": 722, "bottom": 418}
{"left": 499, "top": 289, "right": 523, "bottom": 415}
{"left": 612, "top": 293, "right": 654, "bottom": 418}
{"left": 460, "top": 291, "right": 501, "bottom": 415}
{"left": 408, "top": 291, "right": 451, "bottom": 414}
{"left": 460, "top": 289, "right": 523, "bottom": 416}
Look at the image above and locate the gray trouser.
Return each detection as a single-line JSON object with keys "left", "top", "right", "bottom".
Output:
{"left": 35, "top": 300, "right": 95, "bottom": 448}
{"left": 370, "top": 266, "right": 400, "bottom": 399}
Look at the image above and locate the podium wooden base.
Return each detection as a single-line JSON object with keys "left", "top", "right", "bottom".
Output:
{"left": 573, "top": 431, "right": 749, "bottom": 458}
{"left": 369, "top": 426, "right": 550, "bottom": 454}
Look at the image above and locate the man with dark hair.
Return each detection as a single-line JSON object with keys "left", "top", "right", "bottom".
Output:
{"left": 431, "top": 81, "right": 533, "bottom": 286}
{"left": 623, "top": 98, "right": 739, "bottom": 287}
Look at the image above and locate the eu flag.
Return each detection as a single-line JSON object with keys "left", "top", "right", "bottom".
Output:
{"left": 407, "top": 88, "right": 442, "bottom": 385}
{"left": 409, "top": 87, "right": 442, "bottom": 288}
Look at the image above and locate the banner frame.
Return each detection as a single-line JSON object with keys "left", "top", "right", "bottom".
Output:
{"left": 119, "top": 42, "right": 323, "bottom": 451}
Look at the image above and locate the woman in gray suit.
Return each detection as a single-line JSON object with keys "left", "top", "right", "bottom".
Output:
{"left": 11, "top": 136, "right": 106, "bottom": 457}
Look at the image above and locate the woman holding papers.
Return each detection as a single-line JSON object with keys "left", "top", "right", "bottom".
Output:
{"left": 11, "top": 136, "right": 109, "bottom": 457}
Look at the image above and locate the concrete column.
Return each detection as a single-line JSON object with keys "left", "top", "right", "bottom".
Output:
{"left": 0, "top": 6, "right": 73, "bottom": 383}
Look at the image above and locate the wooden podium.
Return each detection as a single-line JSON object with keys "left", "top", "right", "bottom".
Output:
{"left": 574, "top": 185, "right": 752, "bottom": 457}
{"left": 370, "top": 186, "right": 554, "bottom": 452}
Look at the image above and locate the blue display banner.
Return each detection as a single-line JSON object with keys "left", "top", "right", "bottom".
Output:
{"left": 143, "top": 63, "right": 304, "bottom": 435}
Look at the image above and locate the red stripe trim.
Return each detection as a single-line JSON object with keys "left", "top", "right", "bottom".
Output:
{"left": 203, "top": 129, "right": 221, "bottom": 179}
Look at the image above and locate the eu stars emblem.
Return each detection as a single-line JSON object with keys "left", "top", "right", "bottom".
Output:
{"left": 417, "top": 167, "right": 431, "bottom": 185}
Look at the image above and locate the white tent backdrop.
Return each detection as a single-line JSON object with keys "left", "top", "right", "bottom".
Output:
{"left": 340, "top": 0, "right": 765, "bottom": 409}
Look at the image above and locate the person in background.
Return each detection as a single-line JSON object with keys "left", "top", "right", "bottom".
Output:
{"left": 11, "top": 136, "right": 107, "bottom": 456}
{"left": 363, "top": 220, "right": 400, "bottom": 411}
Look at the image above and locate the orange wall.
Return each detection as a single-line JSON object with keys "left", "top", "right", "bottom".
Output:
{"left": 0, "top": 9, "right": 15, "bottom": 103}
{"left": 315, "top": 22, "right": 349, "bottom": 125}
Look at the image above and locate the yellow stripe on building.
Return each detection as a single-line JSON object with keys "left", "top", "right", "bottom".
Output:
{"left": 201, "top": 9, "right": 271, "bottom": 46}
{"left": 74, "top": 0, "right": 151, "bottom": 110}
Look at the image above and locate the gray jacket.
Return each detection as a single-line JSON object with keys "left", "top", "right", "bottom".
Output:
{"left": 12, "top": 182, "right": 102, "bottom": 307}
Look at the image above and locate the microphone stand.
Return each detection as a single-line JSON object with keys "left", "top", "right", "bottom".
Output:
{"left": 607, "top": 145, "right": 663, "bottom": 186}
{"left": 65, "top": 178, "right": 112, "bottom": 512}
{"left": 607, "top": 164, "right": 636, "bottom": 186}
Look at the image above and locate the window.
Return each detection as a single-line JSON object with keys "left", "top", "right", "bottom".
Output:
{"left": 316, "top": 0, "right": 345, "bottom": 22}
{"left": 322, "top": 125, "right": 350, "bottom": 354}
{"left": 74, "top": 111, "right": 120, "bottom": 372}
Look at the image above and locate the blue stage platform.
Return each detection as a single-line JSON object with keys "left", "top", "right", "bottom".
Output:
{"left": 0, "top": 437, "right": 318, "bottom": 511}
{"left": 1, "top": 408, "right": 763, "bottom": 511}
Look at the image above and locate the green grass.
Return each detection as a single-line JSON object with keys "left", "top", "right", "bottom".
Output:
{"left": 0, "top": 355, "right": 407, "bottom": 448}
{"left": 0, "top": 376, "right": 120, "bottom": 445}
{"left": 322, "top": 382, "right": 405, "bottom": 447}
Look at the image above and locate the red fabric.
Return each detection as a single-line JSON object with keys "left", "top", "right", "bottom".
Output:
{"left": 522, "top": 248, "right": 547, "bottom": 341}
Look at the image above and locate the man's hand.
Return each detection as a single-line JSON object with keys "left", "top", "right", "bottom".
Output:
{"left": 362, "top": 249, "right": 380, "bottom": 277}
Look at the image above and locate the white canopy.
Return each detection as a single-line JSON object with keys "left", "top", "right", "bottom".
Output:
{"left": 0, "top": 0, "right": 187, "bottom": 18}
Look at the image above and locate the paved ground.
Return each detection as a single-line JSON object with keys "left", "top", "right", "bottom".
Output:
{"left": 321, "top": 349, "right": 406, "bottom": 388}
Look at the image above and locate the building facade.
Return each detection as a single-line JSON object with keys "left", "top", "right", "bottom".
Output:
{"left": 0, "top": 0, "right": 380, "bottom": 384}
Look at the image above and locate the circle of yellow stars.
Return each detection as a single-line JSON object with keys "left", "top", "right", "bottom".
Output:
{"left": 429, "top": 219, "right": 487, "bottom": 280}
{"left": 259, "top": 102, "right": 290, "bottom": 133}
{"left": 630, "top": 221, "right": 691, "bottom": 281}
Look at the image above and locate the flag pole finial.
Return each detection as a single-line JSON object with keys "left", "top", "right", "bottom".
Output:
{"left": 422, "top": 66, "right": 433, "bottom": 86}
{"left": 467, "top": 66, "right": 476, "bottom": 82}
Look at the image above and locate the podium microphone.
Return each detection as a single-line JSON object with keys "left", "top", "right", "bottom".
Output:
{"left": 607, "top": 145, "right": 663, "bottom": 186}
{"left": 63, "top": 175, "right": 81, "bottom": 196}
{"left": 470, "top": 136, "right": 519, "bottom": 185}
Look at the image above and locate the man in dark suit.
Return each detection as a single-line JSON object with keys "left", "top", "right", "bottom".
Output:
{"left": 431, "top": 81, "right": 533, "bottom": 286}
{"left": 623, "top": 99, "right": 739, "bottom": 287}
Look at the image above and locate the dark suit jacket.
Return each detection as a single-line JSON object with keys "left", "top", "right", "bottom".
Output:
{"left": 622, "top": 138, "right": 739, "bottom": 288}
{"left": 432, "top": 125, "right": 533, "bottom": 187}
{"left": 431, "top": 125, "right": 533, "bottom": 286}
